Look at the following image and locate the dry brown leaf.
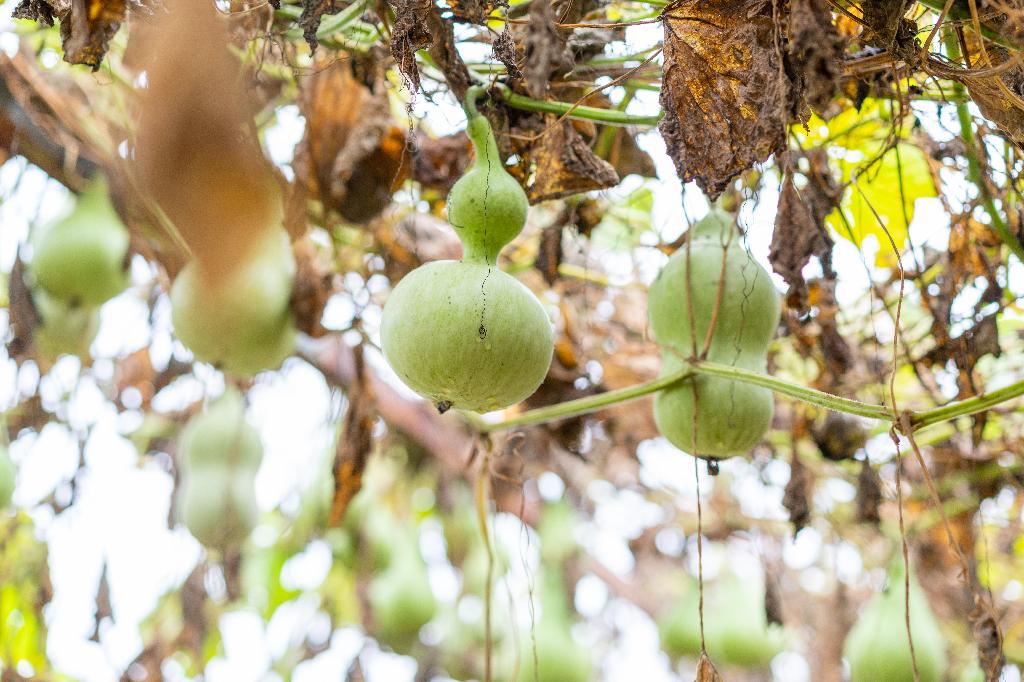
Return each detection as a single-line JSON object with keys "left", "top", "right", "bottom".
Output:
{"left": 855, "top": 458, "right": 882, "bottom": 525}
{"left": 771, "top": 169, "right": 834, "bottom": 311}
{"left": 695, "top": 652, "right": 723, "bottom": 682}
{"left": 659, "top": 0, "right": 788, "bottom": 199}
{"left": 329, "top": 345, "right": 377, "bottom": 526}
{"left": 858, "top": 0, "right": 914, "bottom": 51}
{"left": 11, "top": 0, "right": 56, "bottom": 27}
{"left": 962, "top": 47, "right": 1024, "bottom": 149}
{"left": 134, "top": 0, "right": 280, "bottom": 280}
{"left": 787, "top": 0, "right": 843, "bottom": 115}
{"left": 411, "top": 131, "right": 471, "bottom": 194}
{"left": 5, "top": 256, "right": 38, "bottom": 362}
{"left": 298, "top": 0, "right": 341, "bottom": 50}
{"left": 60, "top": 0, "right": 126, "bottom": 69}
{"left": 529, "top": 117, "right": 619, "bottom": 202}
{"left": 390, "top": 0, "right": 434, "bottom": 92}
{"left": 782, "top": 449, "right": 810, "bottom": 532}
{"left": 295, "top": 58, "right": 410, "bottom": 224}
{"left": 290, "top": 238, "right": 336, "bottom": 338}
{"left": 523, "top": 0, "right": 572, "bottom": 98}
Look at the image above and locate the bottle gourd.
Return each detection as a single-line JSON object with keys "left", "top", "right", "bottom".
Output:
{"left": 380, "top": 89, "right": 552, "bottom": 413}
{"left": 176, "top": 388, "right": 262, "bottom": 550}
{"left": 844, "top": 559, "right": 947, "bottom": 682}
{"left": 648, "top": 209, "right": 780, "bottom": 458}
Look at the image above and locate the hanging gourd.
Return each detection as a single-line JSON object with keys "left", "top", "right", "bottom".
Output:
{"left": 844, "top": 558, "right": 947, "bottom": 682}
{"left": 380, "top": 88, "right": 552, "bottom": 413}
{"left": 647, "top": 209, "right": 780, "bottom": 458}
{"left": 30, "top": 178, "right": 131, "bottom": 307}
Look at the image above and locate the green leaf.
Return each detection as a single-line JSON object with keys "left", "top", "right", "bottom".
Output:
{"left": 827, "top": 142, "right": 936, "bottom": 267}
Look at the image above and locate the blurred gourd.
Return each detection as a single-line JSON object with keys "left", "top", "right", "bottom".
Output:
{"left": 0, "top": 442, "right": 15, "bottom": 508}
{"left": 171, "top": 227, "right": 296, "bottom": 377}
{"left": 648, "top": 209, "right": 780, "bottom": 458}
{"left": 380, "top": 89, "right": 552, "bottom": 413}
{"left": 844, "top": 559, "right": 946, "bottom": 682}
{"left": 30, "top": 178, "right": 130, "bottom": 307}
{"left": 176, "top": 387, "right": 262, "bottom": 550}
{"left": 518, "top": 571, "right": 591, "bottom": 682}
{"left": 538, "top": 498, "right": 578, "bottom": 565}
{"left": 708, "top": 572, "right": 785, "bottom": 668}
{"left": 657, "top": 573, "right": 703, "bottom": 660}
{"left": 368, "top": 528, "right": 437, "bottom": 655}
{"left": 31, "top": 289, "right": 100, "bottom": 363}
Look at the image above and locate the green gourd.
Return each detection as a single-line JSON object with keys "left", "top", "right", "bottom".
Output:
{"left": 657, "top": 574, "right": 703, "bottom": 660}
{"left": 844, "top": 559, "right": 947, "bottom": 682}
{"left": 538, "top": 499, "right": 578, "bottom": 566}
{"left": 518, "top": 571, "right": 592, "bottom": 682}
{"left": 178, "top": 388, "right": 263, "bottom": 471}
{"left": 368, "top": 532, "right": 438, "bottom": 655}
{"left": 31, "top": 178, "right": 130, "bottom": 307}
{"left": 177, "top": 388, "right": 263, "bottom": 549}
{"left": 0, "top": 443, "right": 15, "bottom": 509}
{"left": 171, "top": 227, "right": 296, "bottom": 377}
{"left": 446, "top": 112, "right": 529, "bottom": 263}
{"left": 648, "top": 209, "right": 780, "bottom": 458}
{"left": 381, "top": 260, "right": 552, "bottom": 412}
{"left": 32, "top": 288, "right": 100, "bottom": 363}
{"left": 707, "top": 573, "right": 785, "bottom": 668}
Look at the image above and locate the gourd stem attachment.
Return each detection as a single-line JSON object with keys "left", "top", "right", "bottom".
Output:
{"left": 463, "top": 85, "right": 488, "bottom": 121}
{"left": 476, "top": 360, "right": 1024, "bottom": 435}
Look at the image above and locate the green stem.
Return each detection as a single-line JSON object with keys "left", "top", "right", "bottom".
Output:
{"left": 911, "top": 378, "right": 1024, "bottom": 430}
{"left": 916, "top": 0, "right": 1022, "bottom": 51}
{"left": 944, "top": 33, "right": 1024, "bottom": 264}
{"left": 477, "top": 366, "right": 694, "bottom": 431}
{"left": 693, "top": 361, "right": 895, "bottom": 421}
{"left": 497, "top": 86, "right": 663, "bottom": 126}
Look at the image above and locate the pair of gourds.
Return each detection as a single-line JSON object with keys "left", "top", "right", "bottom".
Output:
{"left": 382, "top": 90, "right": 780, "bottom": 458}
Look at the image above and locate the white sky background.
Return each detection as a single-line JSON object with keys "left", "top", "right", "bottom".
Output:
{"left": 0, "top": 7, "right": 1023, "bottom": 682}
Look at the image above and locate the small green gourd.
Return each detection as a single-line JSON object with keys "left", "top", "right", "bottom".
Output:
{"left": 381, "top": 89, "right": 552, "bottom": 412}
{"left": 657, "top": 573, "right": 703, "bottom": 661}
{"left": 648, "top": 209, "right": 780, "bottom": 458}
{"left": 708, "top": 573, "right": 785, "bottom": 668}
{"left": 31, "top": 178, "right": 130, "bottom": 307}
{"left": 518, "top": 571, "right": 592, "bottom": 682}
{"left": 368, "top": 529, "right": 438, "bottom": 655}
{"left": 844, "top": 559, "right": 947, "bottom": 682}
{"left": 171, "top": 227, "right": 296, "bottom": 377}
{"left": 177, "top": 388, "right": 263, "bottom": 550}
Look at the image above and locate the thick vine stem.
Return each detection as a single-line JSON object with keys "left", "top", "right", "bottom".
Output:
{"left": 477, "top": 359, "right": 1024, "bottom": 436}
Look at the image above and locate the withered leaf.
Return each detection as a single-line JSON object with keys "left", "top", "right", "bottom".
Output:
{"left": 529, "top": 117, "right": 619, "bottom": 202}
{"left": 492, "top": 24, "right": 523, "bottom": 80}
{"left": 5, "top": 256, "right": 38, "bottom": 361}
{"left": 295, "top": 58, "right": 409, "bottom": 224}
{"left": 855, "top": 458, "right": 882, "bottom": 525}
{"left": 962, "top": 47, "right": 1024, "bottom": 149}
{"left": 659, "top": 0, "right": 788, "bottom": 199}
{"left": 12, "top": 0, "right": 56, "bottom": 26}
{"left": 764, "top": 563, "right": 783, "bottom": 626}
{"left": 298, "top": 0, "right": 341, "bottom": 50}
{"left": 135, "top": 0, "right": 281, "bottom": 279}
{"left": 329, "top": 344, "right": 377, "bottom": 526}
{"left": 390, "top": 0, "right": 435, "bottom": 92}
{"left": 61, "top": 0, "right": 127, "bottom": 70}
{"left": 426, "top": 7, "right": 471, "bottom": 100}
{"left": 90, "top": 563, "right": 113, "bottom": 642}
{"left": 535, "top": 223, "right": 563, "bottom": 285}
{"left": 290, "top": 238, "right": 336, "bottom": 338}
{"left": 771, "top": 170, "right": 834, "bottom": 311}
{"left": 523, "top": 0, "right": 573, "bottom": 98}
{"left": 695, "top": 652, "right": 723, "bottom": 682}
{"left": 859, "top": 0, "right": 914, "bottom": 52}
{"left": 787, "top": 0, "right": 843, "bottom": 115}
{"left": 782, "top": 450, "right": 810, "bottom": 533}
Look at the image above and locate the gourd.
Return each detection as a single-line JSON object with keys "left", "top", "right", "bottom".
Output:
{"left": 648, "top": 209, "right": 780, "bottom": 458}
{"left": 171, "top": 227, "right": 296, "bottom": 377}
{"left": 844, "top": 559, "right": 946, "bottom": 682}
{"left": 708, "top": 573, "right": 785, "bottom": 668}
{"left": 658, "top": 571, "right": 784, "bottom": 668}
{"left": 176, "top": 388, "right": 262, "bottom": 550}
{"left": 518, "top": 571, "right": 592, "bottom": 682}
{"left": 32, "top": 289, "right": 100, "bottom": 362}
{"left": 367, "top": 528, "right": 438, "bottom": 655}
{"left": 657, "top": 573, "right": 702, "bottom": 660}
{"left": 0, "top": 443, "right": 15, "bottom": 509}
{"left": 380, "top": 89, "right": 552, "bottom": 413}
{"left": 31, "top": 178, "right": 130, "bottom": 307}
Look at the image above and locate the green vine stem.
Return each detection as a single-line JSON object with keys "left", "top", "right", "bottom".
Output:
{"left": 478, "top": 359, "right": 1024, "bottom": 435}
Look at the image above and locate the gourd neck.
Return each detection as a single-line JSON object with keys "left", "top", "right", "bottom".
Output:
{"left": 466, "top": 114, "right": 503, "bottom": 176}
{"left": 460, "top": 245, "right": 498, "bottom": 264}
{"left": 690, "top": 208, "right": 739, "bottom": 243}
